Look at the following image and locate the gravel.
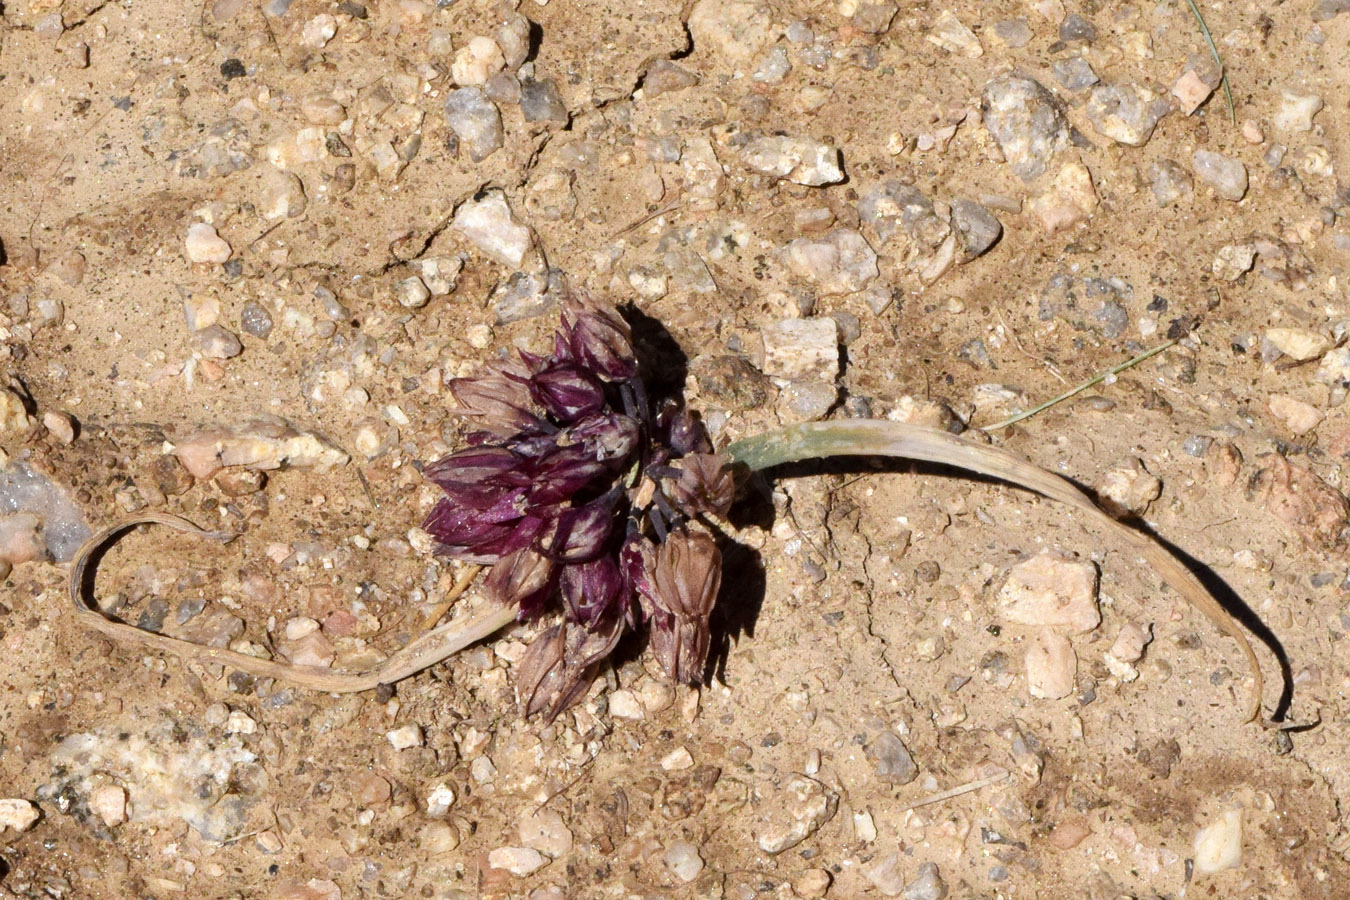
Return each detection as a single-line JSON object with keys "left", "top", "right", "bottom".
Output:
{"left": 1192, "top": 150, "right": 1249, "bottom": 201}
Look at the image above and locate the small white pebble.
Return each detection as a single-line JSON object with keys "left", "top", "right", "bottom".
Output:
{"left": 0, "top": 798, "right": 40, "bottom": 833}
{"left": 465, "top": 323, "right": 494, "bottom": 349}
{"left": 663, "top": 841, "right": 704, "bottom": 883}
{"left": 283, "top": 616, "right": 321, "bottom": 640}
{"left": 425, "top": 783, "right": 456, "bottom": 817}
{"left": 1194, "top": 807, "right": 1242, "bottom": 875}
{"left": 660, "top": 746, "right": 695, "bottom": 771}
{"left": 43, "top": 411, "right": 75, "bottom": 444}
{"left": 609, "top": 689, "right": 645, "bottom": 720}
{"left": 387, "top": 724, "right": 424, "bottom": 750}
{"left": 488, "top": 846, "right": 547, "bottom": 876}
{"left": 226, "top": 711, "right": 257, "bottom": 734}
{"left": 89, "top": 785, "right": 127, "bottom": 827}
{"left": 184, "top": 223, "right": 232, "bottom": 264}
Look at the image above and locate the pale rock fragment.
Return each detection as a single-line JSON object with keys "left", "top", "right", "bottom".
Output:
{"left": 981, "top": 74, "right": 1072, "bottom": 181}
{"left": 260, "top": 167, "right": 307, "bottom": 220}
{"left": 1193, "top": 808, "right": 1242, "bottom": 876}
{"left": 0, "top": 388, "right": 35, "bottom": 433}
{"left": 903, "top": 861, "right": 948, "bottom": 900}
{"left": 1268, "top": 394, "right": 1324, "bottom": 435}
{"left": 1025, "top": 628, "right": 1076, "bottom": 699}
{"left": 760, "top": 318, "right": 840, "bottom": 383}
{"left": 301, "top": 13, "right": 337, "bottom": 48}
{"left": 687, "top": 0, "right": 773, "bottom": 66}
{"left": 418, "top": 256, "right": 463, "bottom": 295}
{"left": 608, "top": 688, "right": 644, "bottom": 719}
{"left": 0, "top": 513, "right": 47, "bottom": 564}
{"left": 453, "top": 192, "right": 531, "bottom": 267}
{"left": 0, "top": 799, "right": 40, "bottom": 834}
{"left": 89, "top": 784, "right": 128, "bottom": 827}
{"left": 488, "top": 846, "right": 547, "bottom": 876}
{"left": 173, "top": 417, "right": 349, "bottom": 480}
{"left": 664, "top": 841, "right": 704, "bottom": 883}
{"left": 998, "top": 550, "right": 1100, "bottom": 633}
{"left": 266, "top": 127, "right": 327, "bottom": 169}
{"left": 740, "top": 135, "right": 844, "bottom": 186}
{"left": 1172, "top": 68, "right": 1217, "bottom": 115}
{"left": 518, "top": 808, "right": 573, "bottom": 857}
{"left": 1212, "top": 243, "right": 1256, "bottom": 281}
{"left": 299, "top": 93, "right": 346, "bottom": 125}
{"left": 1192, "top": 150, "right": 1247, "bottom": 201}
{"left": 185, "top": 223, "right": 232, "bottom": 263}
{"left": 451, "top": 36, "right": 505, "bottom": 86}
{"left": 928, "top": 10, "right": 982, "bottom": 57}
{"left": 1264, "top": 327, "right": 1331, "bottom": 361}
{"left": 1273, "top": 91, "right": 1323, "bottom": 133}
{"left": 753, "top": 775, "right": 838, "bottom": 854}
{"left": 1085, "top": 83, "right": 1171, "bottom": 145}
{"left": 783, "top": 229, "right": 878, "bottom": 295}
{"left": 386, "top": 724, "right": 424, "bottom": 750}
{"left": 865, "top": 852, "right": 905, "bottom": 896}
{"left": 444, "top": 87, "right": 504, "bottom": 162}
{"left": 194, "top": 324, "right": 243, "bottom": 359}
{"left": 43, "top": 411, "right": 75, "bottom": 445}
{"left": 643, "top": 59, "right": 700, "bottom": 96}
{"left": 1097, "top": 457, "right": 1162, "bottom": 515}
{"left": 1028, "top": 162, "right": 1098, "bottom": 234}
{"left": 394, "top": 276, "right": 431, "bottom": 309}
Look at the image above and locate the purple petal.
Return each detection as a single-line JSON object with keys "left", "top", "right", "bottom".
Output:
{"left": 543, "top": 488, "right": 622, "bottom": 563}
{"left": 529, "top": 362, "right": 606, "bottom": 423}
{"left": 560, "top": 555, "right": 626, "bottom": 626}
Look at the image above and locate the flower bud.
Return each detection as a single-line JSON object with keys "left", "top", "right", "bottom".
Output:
{"left": 562, "top": 291, "right": 638, "bottom": 382}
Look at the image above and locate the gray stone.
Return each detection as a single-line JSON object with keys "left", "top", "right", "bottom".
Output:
{"left": 740, "top": 135, "right": 844, "bottom": 186}
{"left": 992, "top": 18, "right": 1032, "bottom": 48}
{"left": 982, "top": 74, "right": 1072, "bottom": 181}
{"left": 904, "top": 862, "right": 949, "bottom": 900}
{"left": 239, "top": 302, "right": 273, "bottom": 338}
{"left": 859, "top": 181, "right": 949, "bottom": 247}
{"left": 851, "top": 1, "right": 898, "bottom": 33}
{"left": 492, "top": 270, "right": 562, "bottom": 324}
{"left": 1312, "top": 0, "right": 1350, "bottom": 21}
{"left": 483, "top": 72, "right": 521, "bottom": 105}
{"left": 951, "top": 199, "right": 1002, "bottom": 261}
{"left": 783, "top": 229, "right": 878, "bottom": 294}
{"left": 444, "top": 88, "right": 503, "bottom": 162}
{"left": 1085, "top": 83, "right": 1171, "bottom": 146}
{"left": 520, "top": 79, "right": 568, "bottom": 123}
{"left": 1148, "top": 159, "right": 1193, "bottom": 207}
{"left": 867, "top": 732, "right": 917, "bottom": 783}
{"left": 643, "top": 60, "right": 699, "bottom": 97}
{"left": 1192, "top": 150, "right": 1248, "bottom": 201}
{"left": 195, "top": 324, "right": 243, "bottom": 359}
{"left": 1059, "top": 13, "right": 1096, "bottom": 42}
{"left": 867, "top": 853, "right": 905, "bottom": 896}
{"left": 1052, "top": 57, "right": 1099, "bottom": 92}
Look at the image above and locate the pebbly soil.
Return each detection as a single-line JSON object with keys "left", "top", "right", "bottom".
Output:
{"left": 2, "top": 0, "right": 1350, "bottom": 898}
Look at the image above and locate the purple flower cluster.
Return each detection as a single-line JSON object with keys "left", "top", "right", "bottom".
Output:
{"left": 423, "top": 291, "right": 734, "bottom": 716}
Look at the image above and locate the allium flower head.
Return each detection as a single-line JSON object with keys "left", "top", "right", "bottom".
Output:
{"left": 423, "top": 289, "right": 735, "bottom": 716}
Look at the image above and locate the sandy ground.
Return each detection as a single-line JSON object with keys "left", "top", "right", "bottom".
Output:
{"left": 3, "top": 0, "right": 1350, "bottom": 897}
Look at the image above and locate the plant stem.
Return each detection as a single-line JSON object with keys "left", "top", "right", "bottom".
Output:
{"left": 723, "top": 420, "right": 1263, "bottom": 722}
{"left": 980, "top": 338, "right": 1176, "bottom": 433}
{"left": 1184, "top": 0, "right": 1236, "bottom": 124}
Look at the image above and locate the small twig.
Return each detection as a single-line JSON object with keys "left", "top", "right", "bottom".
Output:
{"left": 1184, "top": 0, "right": 1236, "bottom": 124}
{"left": 901, "top": 768, "right": 1012, "bottom": 812}
{"left": 613, "top": 200, "right": 683, "bottom": 238}
{"left": 980, "top": 339, "right": 1176, "bottom": 433}
{"left": 421, "top": 563, "right": 483, "bottom": 630}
